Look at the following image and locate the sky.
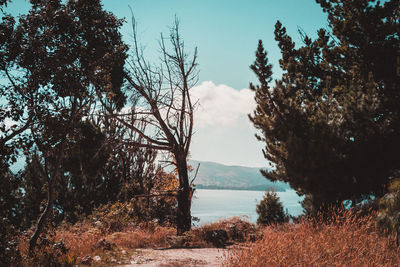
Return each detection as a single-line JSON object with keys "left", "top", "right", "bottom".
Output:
{"left": 7, "top": 0, "right": 328, "bottom": 167}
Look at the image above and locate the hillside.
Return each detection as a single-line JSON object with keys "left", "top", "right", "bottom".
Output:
{"left": 189, "top": 160, "right": 290, "bottom": 192}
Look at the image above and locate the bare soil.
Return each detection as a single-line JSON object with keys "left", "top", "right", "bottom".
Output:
{"left": 122, "top": 248, "right": 228, "bottom": 267}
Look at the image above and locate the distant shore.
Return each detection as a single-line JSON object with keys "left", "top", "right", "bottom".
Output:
{"left": 194, "top": 184, "right": 287, "bottom": 192}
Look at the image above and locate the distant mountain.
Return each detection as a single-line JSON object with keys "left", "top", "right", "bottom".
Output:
{"left": 188, "top": 160, "right": 290, "bottom": 192}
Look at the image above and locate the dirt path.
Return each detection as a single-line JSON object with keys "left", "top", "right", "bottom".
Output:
{"left": 122, "top": 248, "right": 228, "bottom": 267}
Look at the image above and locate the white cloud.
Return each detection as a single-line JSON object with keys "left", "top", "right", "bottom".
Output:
{"left": 189, "top": 81, "right": 267, "bottom": 167}
{"left": 191, "top": 81, "right": 255, "bottom": 128}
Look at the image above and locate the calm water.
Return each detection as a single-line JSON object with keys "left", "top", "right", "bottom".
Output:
{"left": 191, "top": 189, "right": 304, "bottom": 225}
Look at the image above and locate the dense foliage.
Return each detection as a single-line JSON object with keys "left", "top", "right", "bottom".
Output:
{"left": 20, "top": 120, "right": 117, "bottom": 225}
{"left": 0, "top": 0, "right": 165, "bottom": 254}
{"left": 250, "top": 0, "right": 400, "bottom": 214}
{"left": 256, "top": 191, "right": 288, "bottom": 225}
{"left": 0, "top": 0, "right": 187, "bottom": 258}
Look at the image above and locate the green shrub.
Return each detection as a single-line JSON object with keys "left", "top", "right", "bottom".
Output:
{"left": 256, "top": 191, "right": 288, "bottom": 225}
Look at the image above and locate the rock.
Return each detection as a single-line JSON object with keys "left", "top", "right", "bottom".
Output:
{"left": 52, "top": 240, "right": 68, "bottom": 254}
{"left": 92, "top": 238, "right": 113, "bottom": 250}
{"left": 121, "top": 249, "right": 127, "bottom": 255}
{"left": 94, "top": 220, "right": 103, "bottom": 228}
{"left": 205, "top": 229, "right": 228, "bottom": 248}
{"left": 93, "top": 255, "right": 101, "bottom": 262}
{"left": 81, "top": 255, "right": 93, "bottom": 265}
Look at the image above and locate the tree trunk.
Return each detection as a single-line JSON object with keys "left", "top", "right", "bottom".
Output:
{"left": 29, "top": 137, "right": 67, "bottom": 252}
{"left": 175, "top": 155, "right": 193, "bottom": 235}
{"left": 28, "top": 175, "right": 56, "bottom": 252}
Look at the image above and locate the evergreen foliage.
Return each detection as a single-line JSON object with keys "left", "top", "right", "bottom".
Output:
{"left": 256, "top": 191, "right": 287, "bottom": 225}
{"left": 250, "top": 0, "right": 400, "bottom": 214}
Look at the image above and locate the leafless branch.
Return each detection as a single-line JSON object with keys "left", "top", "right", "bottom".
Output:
{"left": 190, "top": 163, "right": 200, "bottom": 186}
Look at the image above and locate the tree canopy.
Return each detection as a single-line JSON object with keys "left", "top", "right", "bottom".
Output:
{"left": 250, "top": 0, "right": 400, "bottom": 214}
{"left": 0, "top": 0, "right": 128, "bottom": 250}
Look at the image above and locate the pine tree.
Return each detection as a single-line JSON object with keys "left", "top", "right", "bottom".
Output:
{"left": 250, "top": 0, "right": 400, "bottom": 214}
{"left": 256, "top": 191, "right": 287, "bottom": 225}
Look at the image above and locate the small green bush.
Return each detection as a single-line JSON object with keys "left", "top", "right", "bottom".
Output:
{"left": 256, "top": 191, "right": 288, "bottom": 225}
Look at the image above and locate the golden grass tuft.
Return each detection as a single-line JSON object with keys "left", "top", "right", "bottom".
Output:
{"left": 226, "top": 209, "right": 400, "bottom": 266}
{"left": 18, "top": 216, "right": 255, "bottom": 265}
{"left": 56, "top": 224, "right": 175, "bottom": 255}
{"left": 20, "top": 209, "right": 398, "bottom": 266}
{"left": 19, "top": 222, "right": 175, "bottom": 265}
{"left": 108, "top": 225, "right": 176, "bottom": 249}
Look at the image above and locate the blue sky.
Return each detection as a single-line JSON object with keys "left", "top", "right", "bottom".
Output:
{"left": 6, "top": 0, "right": 328, "bottom": 167}
{"left": 103, "top": 0, "right": 328, "bottom": 90}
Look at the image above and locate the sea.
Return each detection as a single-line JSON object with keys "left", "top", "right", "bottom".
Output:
{"left": 191, "top": 189, "right": 304, "bottom": 225}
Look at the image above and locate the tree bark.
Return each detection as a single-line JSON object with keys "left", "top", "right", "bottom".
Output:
{"left": 28, "top": 175, "right": 56, "bottom": 252}
{"left": 29, "top": 137, "right": 67, "bottom": 252}
{"left": 175, "top": 154, "right": 193, "bottom": 235}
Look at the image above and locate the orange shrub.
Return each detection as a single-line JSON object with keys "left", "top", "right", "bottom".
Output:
{"left": 227, "top": 209, "right": 400, "bottom": 266}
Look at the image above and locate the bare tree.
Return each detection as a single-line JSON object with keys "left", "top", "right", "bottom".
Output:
{"left": 103, "top": 17, "right": 198, "bottom": 234}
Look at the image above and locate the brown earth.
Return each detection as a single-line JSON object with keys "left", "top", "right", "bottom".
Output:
{"left": 122, "top": 247, "right": 228, "bottom": 267}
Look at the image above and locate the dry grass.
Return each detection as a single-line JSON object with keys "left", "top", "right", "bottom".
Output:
{"left": 226, "top": 209, "right": 400, "bottom": 266}
{"left": 18, "top": 217, "right": 254, "bottom": 265}
{"left": 57, "top": 223, "right": 175, "bottom": 256}
{"left": 107, "top": 225, "right": 175, "bottom": 249}
{"left": 19, "top": 222, "right": 175, "bottom": 266}
{"left": 21, "top": 210, "right": 398, "bottom": 266}
{"left": 56, "top": 223, "right": 102, "bottom": 257}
